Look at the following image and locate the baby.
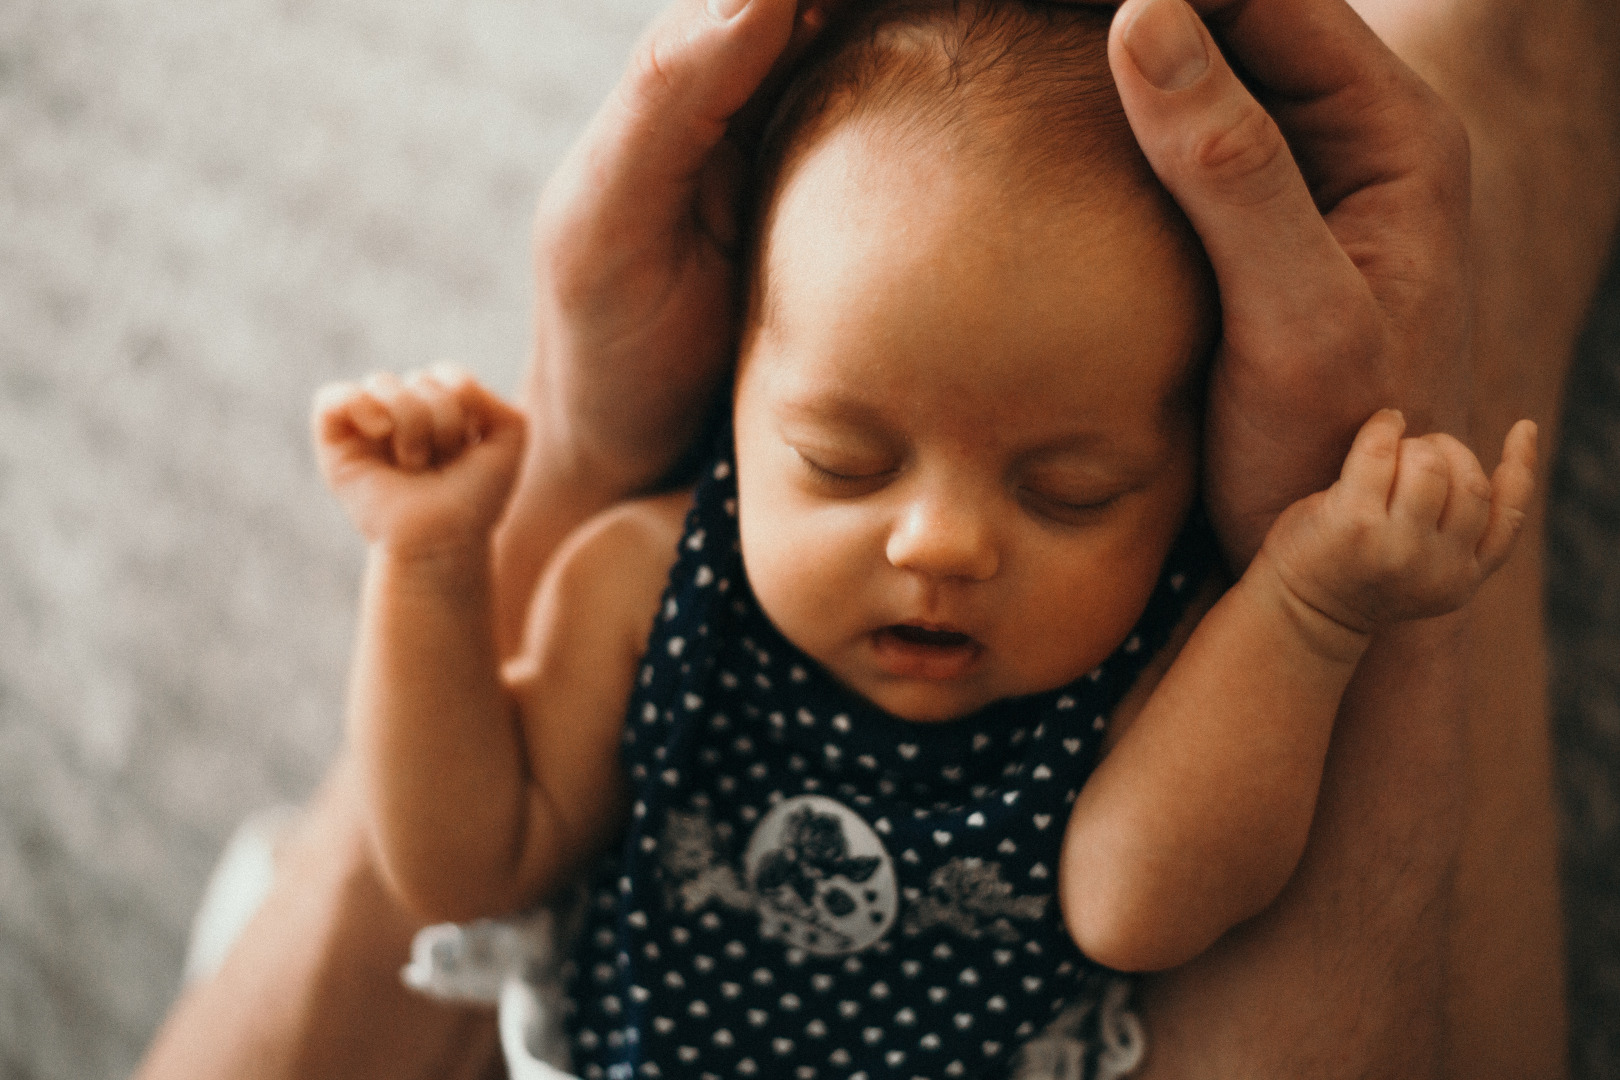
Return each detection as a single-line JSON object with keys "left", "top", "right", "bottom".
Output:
{"left": 314, "top": 3, "right": 1534, "bottom": 1078}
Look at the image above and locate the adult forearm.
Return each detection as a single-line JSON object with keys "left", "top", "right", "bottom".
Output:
{"left": 490, "top": 405, "right": 641, "bottom": 657}
{"left": 1136, "top": 612, "right": 1465, "bottom": 1078}
{"left": 134, "top": 759, "right": 505, "bottom": 1080}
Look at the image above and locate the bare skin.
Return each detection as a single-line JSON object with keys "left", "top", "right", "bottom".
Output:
{"left": 310, "top": 375, "right": 1531, "bottom": 983}
{"left": 136, "top": 757, "right": 506, "bottom": 1080}
{"left": 133, "top": 0, "right": 1620, "bottom": 1077}
{"left": 307, "top": 118, "right": 1537, "bottom": 984}
{"left": 1366, "top": 3, "right": 1620, "bottom": 1073}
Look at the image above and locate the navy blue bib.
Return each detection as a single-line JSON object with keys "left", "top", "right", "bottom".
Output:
{"left": 567, "top": 438, "right": 1215, "bottom": 1080}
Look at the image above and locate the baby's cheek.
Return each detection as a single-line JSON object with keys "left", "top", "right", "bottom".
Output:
{"left": 739, "top": 504, "right": 831, "bottom": 648}
{"left": 1021, "top": 542, "right": 1164, "bottom": 682}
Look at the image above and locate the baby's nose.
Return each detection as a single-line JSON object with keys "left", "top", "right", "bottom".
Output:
{"left": 885, "top": 494, "right": 999, "bottom": 582}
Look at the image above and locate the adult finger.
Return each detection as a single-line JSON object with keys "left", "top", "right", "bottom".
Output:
{"left": 1107, "top": 0, "right": 1372, "bottom": 353}
{"left": 543, "top": 0, "right": 806, "bottom": 258}
{"left": 1184, "top": 0, "right": 1461, "bottom": 205}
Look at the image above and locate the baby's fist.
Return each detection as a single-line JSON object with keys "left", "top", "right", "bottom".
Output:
{"left": 313, "top": 366, "right": 527, "bottom": 554}
{"left": 1264, "top": 410, "right": 1537, "bottom": 634}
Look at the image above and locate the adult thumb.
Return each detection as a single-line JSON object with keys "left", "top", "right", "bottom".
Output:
{"left": 1108, "top": 0, "right": 1364, "bottom": 342}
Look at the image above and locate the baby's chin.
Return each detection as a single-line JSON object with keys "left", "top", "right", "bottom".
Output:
{"left": 843, "top": 676, "right": 1007, "bottom": 725}
{"left": 818, "top": 642, "right": 1111, "bottom": 724}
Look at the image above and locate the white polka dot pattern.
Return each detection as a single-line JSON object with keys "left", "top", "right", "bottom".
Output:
{"left": 569, "top": 438, "right": 1213, "bottom": 1080}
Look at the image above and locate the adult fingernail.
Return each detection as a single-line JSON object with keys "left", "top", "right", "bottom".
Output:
{"left": 1123, "top": 0, "right": 1209, "bottom": 92}
{"left": 708, "top": 0, "right": 750, "bottom": 20}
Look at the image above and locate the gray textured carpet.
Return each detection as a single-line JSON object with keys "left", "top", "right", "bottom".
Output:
{"left": 0, "top": 1, "right": 1615, "bottom": 1078}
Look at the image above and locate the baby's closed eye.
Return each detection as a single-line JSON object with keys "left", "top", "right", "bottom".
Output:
{"left": 1016, "top": 485, "right": 1122, "bottom": 525}
{"left": 792, "top": 444, "right": 898, "bottom": 492}
{"left": 1015, "top": 462, "right": 1137, "bottom": 525}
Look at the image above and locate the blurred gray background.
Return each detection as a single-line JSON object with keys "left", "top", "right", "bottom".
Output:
{"left": 0, "top": 0, "right": 1616, "bottom": 1077}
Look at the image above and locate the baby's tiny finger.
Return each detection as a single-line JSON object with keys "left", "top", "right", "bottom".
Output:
{"left": 408, "top": 368, "right": 471, "bottom": 463}
{"left": 366, "top": 372, "right": 434, "bottom": 471}
{"left": 1431, "top": 435, "right": 1491, "bottom": 541}
{"left": 1336, "top": 409, "right": 1405, "bottom": 511}
{"left": 1388, "top": 436, "right": 1451, "bottom": 530}
{"left": 458, "top": 378, "right": 527, "bottom": 449}
{"left": 348, "top": 392, "right": 395, "bottom": 442}
{"left": 429, "top": 361, "right": 475, "bottom": 390}
{"left": 313, "top": 382, "right": 392, "bottom": 444}
{"left": 426, "top": 363, "right": 501, "bottom": 445}
{"left": 1477, "top": 420, "right": 1539, "bottom": 571}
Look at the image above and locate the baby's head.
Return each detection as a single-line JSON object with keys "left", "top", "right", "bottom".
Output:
{"left": 732, "top": 0, "right": 1216, "bottom": 722}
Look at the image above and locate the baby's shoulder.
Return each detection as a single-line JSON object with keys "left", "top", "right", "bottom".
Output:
{"left": 544, "top": 491, "right": 692, "bottom": 605}
{"left": 521, "top": 490, "right": 695, "bottom": 660}
{"left": 553, "top": 491, "right": 693, "bottom": 581}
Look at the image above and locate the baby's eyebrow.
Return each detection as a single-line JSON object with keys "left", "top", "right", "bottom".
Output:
{"left": 1016, "top": 438, "right": 1165, "bottom": 481}
{"left": 770, "top": 391, "right": 893, "bottom": 435}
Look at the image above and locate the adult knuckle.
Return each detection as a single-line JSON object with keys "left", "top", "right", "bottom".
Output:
{"left": 1397, "top": 89, "right": 1471, "bottom": 226}
{"left": 1248, "top": 296, "right": 1383, "bottom": 396}
{"left": 1416, "top": 88, "right": 1471, "bottom": 187}
{"left": 1298, "top": 299, "right": 1384, "bottom": 372}
{"left": 1191, "top": 103, "right": 1291, "bottom": 207}
{"left": 536, "top": 212, "right": 608, "bottom": 313}
{"left": 1436, "top": 112, "right": 1471, "bottom": 190}
{"left": 630, "top": 26, "right": 685, "bottom": 106}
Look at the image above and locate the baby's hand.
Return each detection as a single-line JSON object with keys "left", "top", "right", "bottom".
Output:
{"left": 1262, "top": 409, "right": 1537, "bottom": 635}
{"left": 313, "top": 366, "right": 526, "bottom": 554}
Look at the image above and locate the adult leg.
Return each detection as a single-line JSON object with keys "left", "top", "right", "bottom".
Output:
{"left": 134, "top": 756, "right": 504, "bottom": 1080}
{"left": 1128, "top": 0, "right": 1620, "bottom": 1074}
{"left": 1367, "top": 2, "right": 1620, "bottom": 1073}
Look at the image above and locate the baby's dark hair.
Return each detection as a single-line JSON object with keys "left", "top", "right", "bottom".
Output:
{"left": 754, "top": 0, "right": 1161, "bottom": 218}
{"left": 739, "top": 0, "right": 1214, "bottom": 420}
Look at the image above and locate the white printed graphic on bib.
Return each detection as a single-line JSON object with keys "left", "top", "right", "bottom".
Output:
{"left": 743, "top": 795, "right": 898, "bottom": 956}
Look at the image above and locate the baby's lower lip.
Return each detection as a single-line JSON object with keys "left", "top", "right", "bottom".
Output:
{"left": 870, "top": 625, "right": 983, "bottom": 680}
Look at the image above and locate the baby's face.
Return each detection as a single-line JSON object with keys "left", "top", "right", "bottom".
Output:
{"left": 734, "top": 121, "right": 1211, "bottom": 723}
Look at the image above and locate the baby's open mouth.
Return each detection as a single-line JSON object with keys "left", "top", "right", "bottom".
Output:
{"left": 871, "top": 624, "right": 983, "bottom": 681}
{"left": 884, "top": 624, "right": 976, "bottom": 649}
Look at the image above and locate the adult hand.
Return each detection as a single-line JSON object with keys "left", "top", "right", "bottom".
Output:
{"left": 526, "top": 0, "right": 844, "bottom": 498}
{"left": 1103, "top": 6, "right": 1480, "bottom": 1075}
{"left": 496, "top": 0, "right": 851, "bottom": 650}
{"left": 1106, "top": 0, "right": 1471, "bottom": 568}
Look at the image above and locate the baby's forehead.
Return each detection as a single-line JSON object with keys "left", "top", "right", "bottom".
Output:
{"left": 747, "top": 0, "right": 1207, "bottom": 323}
{"left": 753, "top": 116, "right": 1209, "bottom": 354}
{"left": 746, "top": 162, "right": 1207, "bottom": 444}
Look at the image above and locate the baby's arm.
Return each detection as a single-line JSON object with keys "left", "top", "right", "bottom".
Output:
{"left": 1060, "top": 409, "right": 1537, "bottom": 973}
{"left": 315, "top": 369, "right": 678, "bottom": 922}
